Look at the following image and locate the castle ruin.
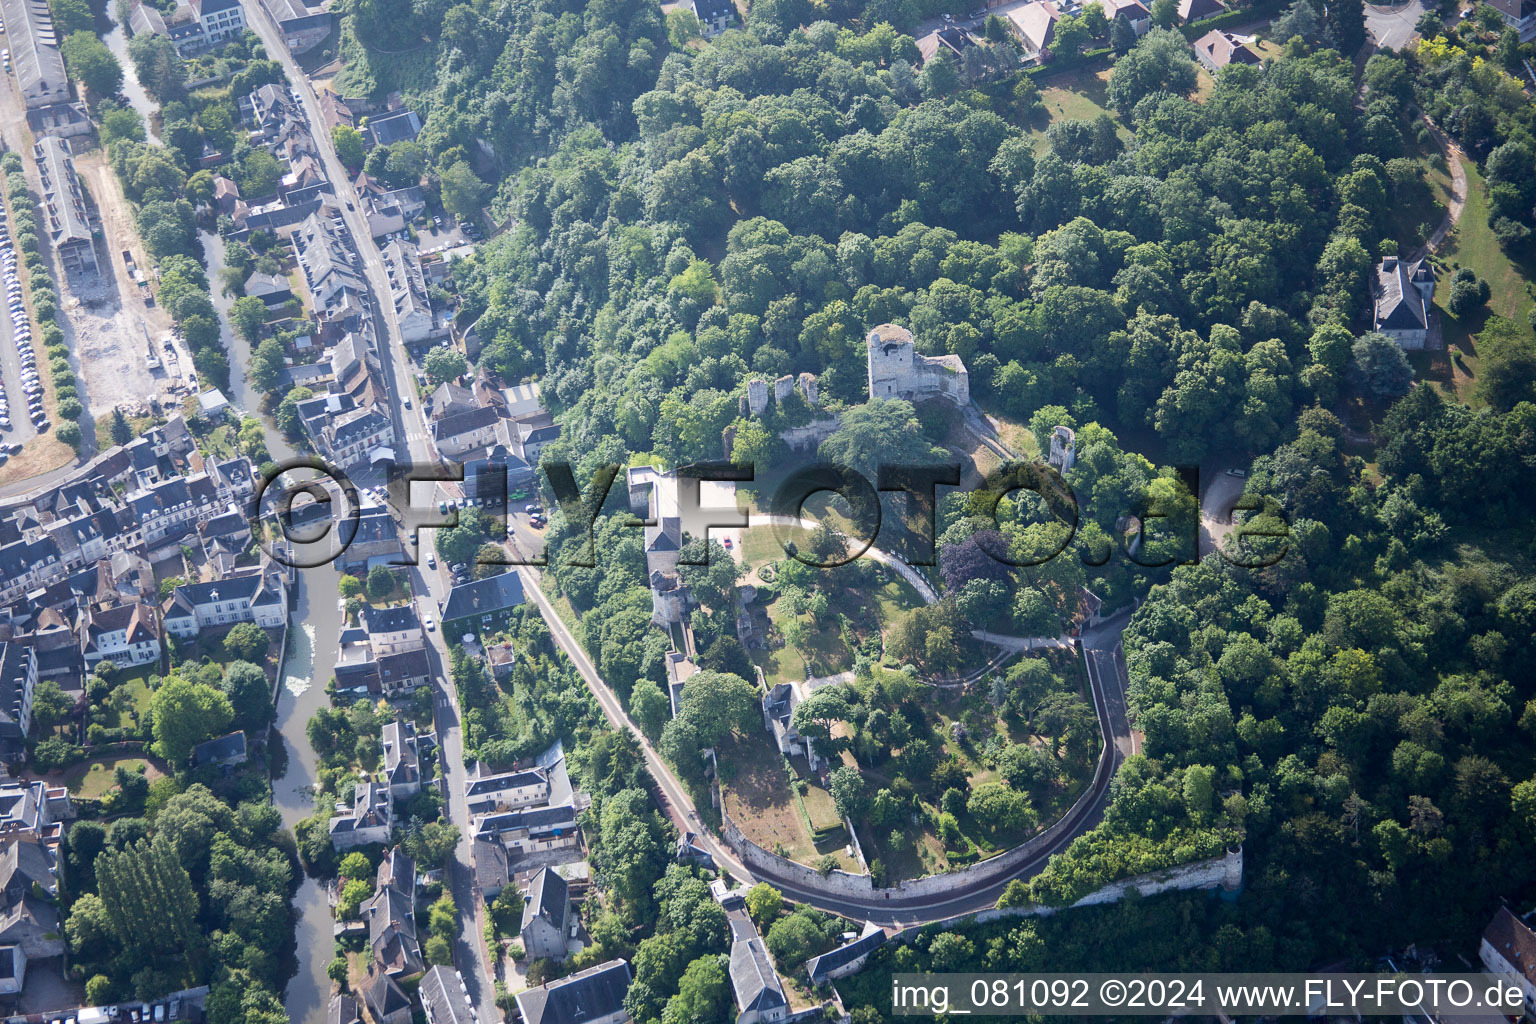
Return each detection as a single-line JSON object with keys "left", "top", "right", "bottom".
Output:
{"left": 865, "top": 324, "right": 969, "bottom": 406}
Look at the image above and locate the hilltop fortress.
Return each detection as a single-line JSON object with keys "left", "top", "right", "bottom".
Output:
{"left": 866, "top": 323, "right": 969, "bottom": 406}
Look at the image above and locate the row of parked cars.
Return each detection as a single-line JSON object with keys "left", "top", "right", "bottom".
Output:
{"left": 1, "top": 207, "right": 50, "bottom": 443}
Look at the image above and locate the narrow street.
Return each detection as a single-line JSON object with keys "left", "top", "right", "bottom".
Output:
{"left": 232, "top": 5, "right": 504, "bottom": 1017}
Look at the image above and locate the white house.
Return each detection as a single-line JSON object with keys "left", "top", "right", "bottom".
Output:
{"left": 381, "top": 720, "right": 422, "bottom": 799}
{"left": 162, "top": 570, "right": 288, "bottom": 638}
{"left": 329, "top": 781, "right": 393, "bottom": 849}
{"left": 1480, "top": 907, "right": 1536, "bottom": 1016}
{"left": 80, "top": 601, "right": 161, "bottom": 669}
{"left": 1371, "top": 255, "right": 1437, "bottom": 350}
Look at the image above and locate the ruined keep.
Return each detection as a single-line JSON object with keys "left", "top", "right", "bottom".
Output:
{"left": 865, "top": 324, "right": 969, "bottom": 406}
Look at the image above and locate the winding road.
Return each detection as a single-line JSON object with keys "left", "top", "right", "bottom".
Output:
{"left": 511, "top": 521, "right": 1138, "bottom": 927}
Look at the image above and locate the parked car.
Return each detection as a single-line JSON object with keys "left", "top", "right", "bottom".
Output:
{"left": 424, "top": 616, "right": 435, "bottom": 631}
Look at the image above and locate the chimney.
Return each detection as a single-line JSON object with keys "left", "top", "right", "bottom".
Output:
{"left": 1382, "top": 255, "right": 1398, "bottom": 270}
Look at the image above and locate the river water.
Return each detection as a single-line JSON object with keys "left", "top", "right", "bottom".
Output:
{"left": 100, "top": 11, "right": 165, "bottom": 146}
{"left": 203, "top": 229, "right": 343, "bottom": 1023}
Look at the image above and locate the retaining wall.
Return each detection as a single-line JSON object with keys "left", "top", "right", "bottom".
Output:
{"left": 718, "top": 639, "right": 1120, "bottom": 904}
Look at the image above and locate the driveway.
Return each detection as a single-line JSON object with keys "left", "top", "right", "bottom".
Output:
{"left": 1366, "top": 0, "right": 1426, "bottom": 51}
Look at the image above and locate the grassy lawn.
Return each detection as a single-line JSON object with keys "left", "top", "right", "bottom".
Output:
{"left": 57, "top": 753, "right": 164, "bottom": 800}
{"left": 718, "top": 731, "right": 858, "bottom": 872}
{"left": 744, "top": 547, "right": 928, "bottom": 687}
{"left": 1034, "top": 67, "right": 1117, "bottom": 130}
{"left": 102, "top": 671, "right": 155, "bottom": 731}
{"left": 1425, "top": 163, "right": 1536, "bottom": 404}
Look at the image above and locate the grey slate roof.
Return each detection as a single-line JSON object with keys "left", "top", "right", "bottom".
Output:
{"left": 364, "top": 970, "right": 411, "bottom": 1021}
{"left": 515, "top": 959, "right": 632, "bottom": 1024}
{"left": 193, "top": 730, "right": 248, "bottom": 765}
{"left": 364, "top": 603, "right": 421, "bottom": 635}
{"left": 520, "top": 866, "right": 569, "bottom": 935}
{"left": 442, "top": 570, "right": 526, "bottom": 624}
{"left": 1374, "top": 257, "right": 1435, "bottom": 331}
{"left": 420, "top": 965, "right": 476, "bottom": 1024}
{"left": 327, "top": 994, "right": 361, "bottom": 1024}
{"left": 729, "top": 934, "right": 788, "bottom": 1015}
{"left": 806, "top": 922, "right": 887, "bottom": 982}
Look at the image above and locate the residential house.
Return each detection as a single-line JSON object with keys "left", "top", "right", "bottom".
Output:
{"left": 381, "top": 720, "right": 422, "bottom": 798}
{"left": 1488, "top": 0, "right": 1535, "bottom": 40}
{"left": 510, "top": 413, "right": 560, "bottom": 465}
{"left": 1006, "top": 0, "right": 1060, "bottom": 57}
{"left": 0, "top": 778, "right": 72, "bottom": 838}
{"left": 0, "top": 945, "right": 26, "bottom": 996}
{"left": 191, "top": 0, "right": 246, "bottom": 48}
{"left": 246, "top": 83, "right": 296, "bottom": 139}
{"left": 337, "top": 505, "right": 405, "bottom": 574}
{"left": 806, "top": 922, "right": 887, "bottom": 983}
{"left": 194, "top": 730, "right": 248, "bottom": 768}
{"left": 678, "top": 0, "right": 735, "bottom": 34}
{"left": 433, "top": 405, "right": 506, "bottom": 460}
{"left": 1193, "top": 28, "right": 1261, "bottom": 70}
{"left": 364, "top": 108, "right": 423, "bottom": 148}
{"left": 515, "top": 960, "right": 633, "bottom": 1024}
{"left": 763, "top": 682, "right": 821, "bottom": 770}
{"left": 258, "top": 0, "right": 333, "bottom": 54}
{"left": 245, "top": 272, "right": 293, "bottom": 307}
{"left": 294, "top": 207, "right": 368, "bottom": 323}
{"left": 376, "top": 846, "right": 414, "bottom": 894}
{"left": 1371, "top": 255, "right": 1436, "bottom": 350}
{"left": 627, "top": 466, "right": 691, "bottom": 626}
{"left": 364, "top": 883, "right": 423, "bottom": 977}
{"left": 420, "top": 965, "right": 477, "bottom": 1024}
{"left": 362, "top": 969, "right": 412, "bottom": 1024}
{"left": 729, "top": 925, "right": 788, "bottom": 1024}
{"left": 0, "top": 893, "right": 61, "bottom": 960}
{"left": 0, "top": 645, "right": 37, "bottom": 745}
{"left": 79, "top": 600, "right": 161, "bottom": 669}
{"left": 0, "top": 836, "right": 59, "bottom": 901}
{"left": 382, "top": 239, "right": 434, "bottom": 343}
{"left": 1177, "top": 0, "right": 1225, "bottom": 22}
{"left": 363, "top": 604, "right": 424, "bottom": 654}
{"left": 162, "top": 569, "right": 287, "bottom": 638}
{"left": 441, "top": 570, "right": 526, "bottom": 638}
{"left": 1097, "top": 0, "right": 1150, "bottom": 33}
{"left": 520, "top": 867, "right": 571, "bottom": 960}
{"left": 328, "top": 780, "right": 392, "bottom": 849}
{"left": 33, "top": 137, "right": 98, "bottom": 274}
{"left": 327, "top": 994, "right": 361, "bottom": 1024}
{"left": 915, "top": 24, "right": 973, "bottom": 63}
{"left": 473, "top": 802, "right": 580, "bottom": 858}
{"left": 472, "top": 839, "right": 510, "bottom": 899}
{"left": 0, "top": 538, "right": 67, "bottom": 606}
{"left": 1480, "top": 907, "right": 1536, "bottom": 1016}
{"left": 465, "top": 765, "right": 553, "bottom": 816}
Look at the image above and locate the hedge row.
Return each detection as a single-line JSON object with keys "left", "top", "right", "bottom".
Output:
{"left": 1, "top": 152, "right": 88, "bottom": 452}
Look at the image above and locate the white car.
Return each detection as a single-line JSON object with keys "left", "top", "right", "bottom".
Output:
{"left": 424, "top": 616, "right": 435, "bottom": 631}
{"left": 426, "top": 554, "right": 436, "bottom": 568}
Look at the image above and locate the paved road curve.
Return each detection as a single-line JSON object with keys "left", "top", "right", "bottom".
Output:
{"left": 514, "top": 543, "right": 1139, "bottom": 928}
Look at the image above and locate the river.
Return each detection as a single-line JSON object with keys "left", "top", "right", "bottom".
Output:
{"left": 203, "top": 229, "right": 342, "bottom": 1024}
{"left": 100, "top": 10, "right": 164, "bottom": 146}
